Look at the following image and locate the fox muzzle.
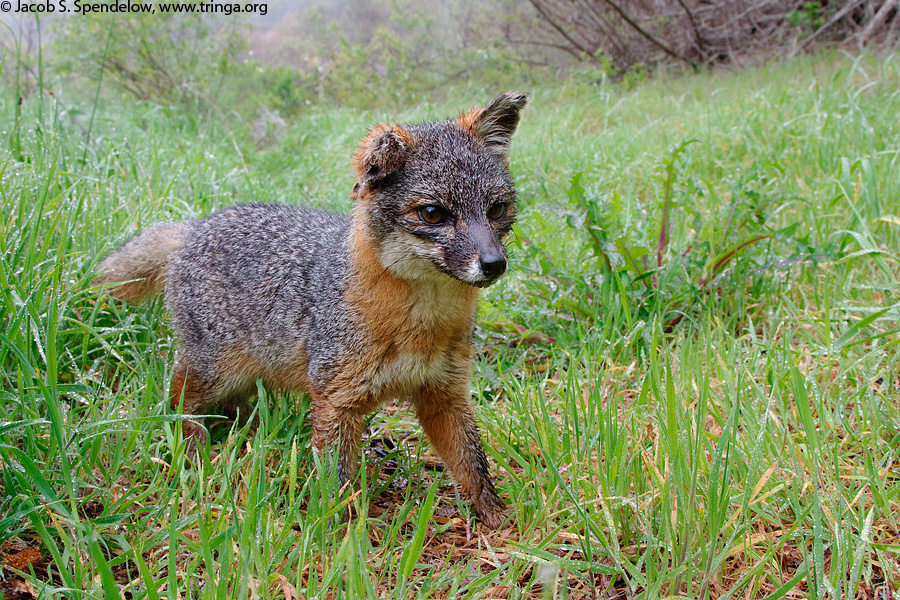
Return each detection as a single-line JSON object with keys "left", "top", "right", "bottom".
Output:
{"left": 470, "top": 225, "right": 508, "bottom": 282}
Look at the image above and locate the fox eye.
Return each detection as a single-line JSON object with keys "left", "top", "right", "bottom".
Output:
{"left": 418, "top": 205, "right": 447, "bottom": 225}
{"left": 487, "top": 202, "right": 507, "bottom": 221}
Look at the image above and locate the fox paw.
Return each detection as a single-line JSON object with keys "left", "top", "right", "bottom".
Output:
{"left": 479, "top": 506, "right": 512, "bottom": 530}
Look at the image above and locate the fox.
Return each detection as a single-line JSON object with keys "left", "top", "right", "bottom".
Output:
{"left": 93, "top": 91, "right": 528, "bottom": 528}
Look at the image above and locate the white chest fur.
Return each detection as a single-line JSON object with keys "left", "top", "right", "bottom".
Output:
{"left": 369, "top": 350, "right": 453, "bottom": 398}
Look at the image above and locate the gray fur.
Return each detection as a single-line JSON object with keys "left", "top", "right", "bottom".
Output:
{"left": 165, "top": 203, "right": 355, "bottom": 390}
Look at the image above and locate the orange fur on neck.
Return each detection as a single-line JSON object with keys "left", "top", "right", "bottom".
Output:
{"left": 346, "top": 213, "right": 478, "bottom": 354}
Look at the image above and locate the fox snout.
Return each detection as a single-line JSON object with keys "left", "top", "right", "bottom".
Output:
{"left": 480, "top": 252, "right": 506, "bottom": 279}
{"left": 470, "top": 227, "right": 507, "bottom": 287}
{"left": 467, "top": 224, "right": 508, "bottom": 287}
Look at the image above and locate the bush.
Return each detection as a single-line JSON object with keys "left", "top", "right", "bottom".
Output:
{"left": 52, "top": 13, "right": 247, "bottom": 107}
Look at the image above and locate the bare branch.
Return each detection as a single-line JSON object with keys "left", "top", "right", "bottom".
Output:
{"left": 599, "top": 0, "right": 700, "bottom": 68}
{"left": 857, "top": 0, "right": 899, "bottom": 45}
{"left": 519, "top": 0, "right": 897, "bottom": 73}
{"left": 675, "top": 0, "right": 708, "bottom": 58}
{"left": 526, "top": 0, "right": 594, "bottom": 59}
{"left": 799, "top": 0, "right": 868, "bottom": 50}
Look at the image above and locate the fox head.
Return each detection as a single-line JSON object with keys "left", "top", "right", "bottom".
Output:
{"left": 350, "top": 91, "right": 528, "bottom": 288}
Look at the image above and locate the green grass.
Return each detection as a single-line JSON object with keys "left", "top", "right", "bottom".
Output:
{"left": 2, "top": 50, "right": 900, "bottom": 599}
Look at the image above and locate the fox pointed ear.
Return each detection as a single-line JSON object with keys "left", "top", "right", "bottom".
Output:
{"left": 352, "top": 124, "right": 414, "bottom": 190}
{"left": 457, "top": 91, "right": 529, "bottom": 162}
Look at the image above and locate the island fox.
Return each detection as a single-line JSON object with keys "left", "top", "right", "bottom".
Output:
{"left": 94, "top": 91, "right": 528, "bottom": 528}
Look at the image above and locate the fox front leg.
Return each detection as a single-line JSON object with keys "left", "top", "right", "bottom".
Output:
{"left": 413, "top": 383, "right": 510, "bottom": 529}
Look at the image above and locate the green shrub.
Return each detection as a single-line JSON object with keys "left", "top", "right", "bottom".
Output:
{"left": 523, "top": 141, "right": 840, "bottom": 341}
{"left": 51, "top": 14, "right": 247, "bottom": 107}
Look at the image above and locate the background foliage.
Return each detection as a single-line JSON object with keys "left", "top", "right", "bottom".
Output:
{"left": 5, "top": 0, "right": 897, "bottom": 117}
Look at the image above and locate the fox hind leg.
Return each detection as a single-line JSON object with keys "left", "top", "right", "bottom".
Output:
{"left": 169, "top": 360, "right": 217, "bottom": 454}
{"left": 310, "top": 392, "right": 368, "bottom": 491}
{"left": 220, "top": 390, "right": 258, "bottom": 430}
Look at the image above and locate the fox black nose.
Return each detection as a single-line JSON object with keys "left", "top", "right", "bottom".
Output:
{"left": 480, "top": 254, "right": 507, "bottom": 278}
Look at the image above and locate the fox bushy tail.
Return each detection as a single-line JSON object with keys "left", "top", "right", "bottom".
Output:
{"left": 93, "top": 222, "right": 188, "bottom": 303}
